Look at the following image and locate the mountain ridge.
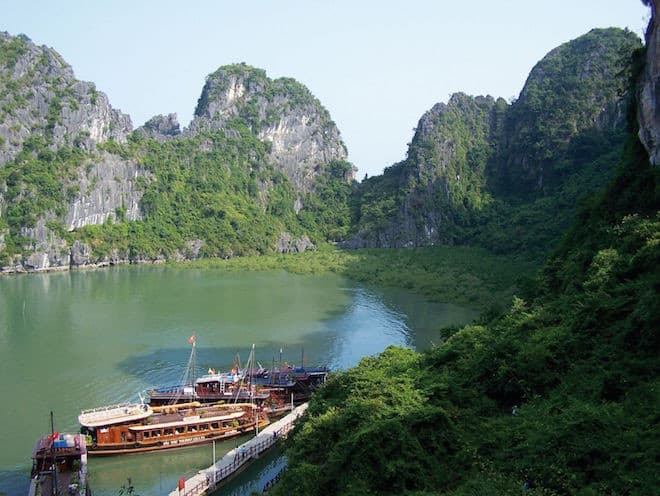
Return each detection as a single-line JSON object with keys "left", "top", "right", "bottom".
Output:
{"left": 347, "top": 27, "right": 642, "bottom": 258}
{"left": 0, "top": 39, "right": 352, "bottom": 272}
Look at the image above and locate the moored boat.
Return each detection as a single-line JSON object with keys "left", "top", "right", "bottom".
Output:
{"left": 28, "top": 419, "right": 90, "bottom": 496}
{"left": 78, "top": 401, "right": 267, "bottom": 455}
{"left": 148, "top": 341, "right": 328, "bottom": 412}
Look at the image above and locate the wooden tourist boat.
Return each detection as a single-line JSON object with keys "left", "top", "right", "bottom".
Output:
{"left": 78, "top": 401, "right": 268, "bottom": 456}
{"left": 28, "top": 415, "right": 90, "bottom": 496}
{"left": 148, "top": 341, "right": 328, "bottom": 413}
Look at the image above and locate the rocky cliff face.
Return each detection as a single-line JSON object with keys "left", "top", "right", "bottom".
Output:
{"left": 347, "top": 28, "right": 643, "bottom": 252}
{"left": 494, "top": 28, "right": 641, "bottom": 196}
{"left": 346, "top": 93, "right": 503, "bottom": 248}
{"left": 0, "top": 33, "right": 148, "bottom": 272}
{"left": 136, "top": 113, "right": 181, "bottom": 142}
{"left": 188, "top": 64, "right": 352, "bottom": 199}
{"left": 0, "top": 40, "right": 349, "bottom": 272}
{"left": 0, "top": 33, "right": 132, "bottom": 163}
{"left": 638, "top": 0, "right": 659, "bottom": 166}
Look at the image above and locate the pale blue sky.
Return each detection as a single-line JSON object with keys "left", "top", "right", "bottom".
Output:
{"left": 1, "top": 0, "right": 651, "bottom": 178}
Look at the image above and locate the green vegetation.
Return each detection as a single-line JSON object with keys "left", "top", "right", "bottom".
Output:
{"left": 195, "top": 63, "right": 331, "bottom": 132}
{"left": 273, "top": 131, "right": 659, "bottom": 495}
{"left": 350, "top": 28, "right": 643, "bottom": 261}
{"left": 0, "top": 34, "right": 28, "bottom": 69}
{"left": 179, "top": 243, "right": 536, "bottom": 310}
{"left": 0, "top": 135, "right": 82, "bottom": 255}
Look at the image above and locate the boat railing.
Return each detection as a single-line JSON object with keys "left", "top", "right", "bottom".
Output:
{"left": 79, "top": 402, "right": 135, "bottom": 415}
{"left": 79, "top": 402, "right": 149, "bottom": 424}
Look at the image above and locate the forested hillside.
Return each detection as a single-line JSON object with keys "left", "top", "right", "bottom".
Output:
{"left": 272, "top": 7, "right": 659, "bottom": 495}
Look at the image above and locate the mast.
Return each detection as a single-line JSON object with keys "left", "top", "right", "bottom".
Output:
{"left": 186, "top": 333, "right": 197, "bottom": 387}
{"left": 191, "top": 337, "right": 196, "bottom": 386}
{"left": 50, "top": 411, "right": 57, "bottom": 496}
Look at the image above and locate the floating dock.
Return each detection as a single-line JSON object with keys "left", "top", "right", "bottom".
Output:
{"left": 169, "top": 403, "right": 308, "bottom": 496}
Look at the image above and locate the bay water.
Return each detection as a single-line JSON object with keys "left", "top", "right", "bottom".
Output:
{"left": 0, "top": 265, "right": 477, "bottom": 495}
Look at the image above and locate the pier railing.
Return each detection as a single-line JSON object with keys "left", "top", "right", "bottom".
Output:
{"left": 172, "top": 403, "right": 307, "bottom": 496}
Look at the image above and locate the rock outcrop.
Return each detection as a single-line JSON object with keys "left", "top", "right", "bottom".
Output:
{"left": 0, "top": 32, "right": 132, "bottom": 164}
{"left": 0, "top": 33, "right": 148, "bottom": 272}
{"left": 188, "top": 64, "right": 353, "bottom": 195}
{"left": 65, "top": 152, "right": 147, "bottom": 229}
{"left": 136, "top": 113, "right": 181, "bottom": 142}
{"left": 275, "top": 232, "right": 316, "bottom": 253}
{"left": 638, "top": 0, "right": 659, "bottom": 166}
{"left": 494, "top": 28, "right": 641, "bottom": 195}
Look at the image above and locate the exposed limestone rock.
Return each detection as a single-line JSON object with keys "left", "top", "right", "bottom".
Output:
{"left": 275, "top": 232, "right": 316, "bottom": 253}
{"left": 66, "top": 152, "right": 147, "bottom": 230}
{"left": 136, "top": 113, "right": 181, "bottom": 142}
{"left": 0, "top": 32, "right": 132, "bottom": 165}
{"left": 638, "top": 0, "right": 659, "bottom": 165}
{"left": 19, "top": 218, "right": 70, "bottom": 271}
{"left": 188, "top": 64, "right": 353, "bottom": 196}
{"left": 496, "top": 28, "right": 640, "bottom": 195}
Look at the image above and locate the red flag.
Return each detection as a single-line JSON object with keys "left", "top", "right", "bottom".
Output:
{"left": 188, "top": 334, "right": 196, "bottom": 344}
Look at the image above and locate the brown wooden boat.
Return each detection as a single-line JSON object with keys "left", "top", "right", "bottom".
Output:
{"left": 28, "top": 430, "right": 90, "bottom": 496}
{"left": 78, "top": 401, "right": 268, "bottom": 455}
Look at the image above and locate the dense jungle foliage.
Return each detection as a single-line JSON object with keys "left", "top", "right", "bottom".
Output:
{"left": 271, "top": 46, "right": 660, "bottom": 495}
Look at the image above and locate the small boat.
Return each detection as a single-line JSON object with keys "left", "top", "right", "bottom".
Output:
{"left": 78, "top": 401, "right": 268, "bottom": 456}
{"left": 28, "top": 413, "right": 90, "bottom": 496}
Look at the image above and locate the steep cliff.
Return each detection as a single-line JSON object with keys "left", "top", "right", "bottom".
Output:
{"left": 188, "top": 64, "right": 353, "bottom": 200}
{"left": 495, "top": 28, "right": 641, "bottom": 196}
{"left": 0, "top": 41, "right": 355, "bottom": 271}
{"left": 0, "top": 33, "right": 148, "bottom": 272}
{"left": 638, "top": 0, "right": 659, "bottom": 165}
{"left": 347, "top": 94, "right": 505, "bottom": 248}
{"left": 0, "top": 33, "right": 131, "bottom": 163}
{"left": 348, "top": 28, "right": 643, "bottom": 256}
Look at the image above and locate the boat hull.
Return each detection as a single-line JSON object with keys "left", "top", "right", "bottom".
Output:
{"left": 86, "top": 418, "right": 269, "bottom": 456}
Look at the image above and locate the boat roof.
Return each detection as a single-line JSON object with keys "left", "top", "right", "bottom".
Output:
{"left": 78, "top": 402, "right": 153, "bottom": 428}
{"left": 128, "top": 411, "right": 244, "bottom": 431}
{"left": 32, "top": 433, "right": 86, "bottom": 458}
{"left": 196, "top": 372, "right": 243, "bottom": 384}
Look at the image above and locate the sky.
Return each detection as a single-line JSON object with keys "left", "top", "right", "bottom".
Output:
{"left": 1, "top": 0, "right": 651, "bottom": 179}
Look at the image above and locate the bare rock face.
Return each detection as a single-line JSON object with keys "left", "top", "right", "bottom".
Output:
{"left": 638, "top": 0, "right": 660, "bottom": 165}
{"left": 66, "top": 152, "right": 147, "bottom": 230}
{"left": 275, "top": 232, "right": 316, "bottom": 253}
{"left": 0, "top": 32, "right": 148, "bottom": 272}
{"left": 136, "top": 113, "right": 181, "bottom": 142}
{"left": 188, "top": 64, "right": 352, "bottom": 195}
{"left": 0, "top": 32, "right": 132, "bottom": 165}
{"left": 19, "top": 218, "right": 70, "bottom": 271}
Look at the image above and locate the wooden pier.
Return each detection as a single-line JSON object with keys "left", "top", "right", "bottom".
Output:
{"left": 169, "top": 403, "right": 308, "bottom": 496}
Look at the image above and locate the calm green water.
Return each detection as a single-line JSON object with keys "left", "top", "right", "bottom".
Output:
{"left": 0, "top": 266, "right": 477, "bottom": 495}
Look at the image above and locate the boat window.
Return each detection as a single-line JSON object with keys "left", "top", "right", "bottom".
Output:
{"left": 143, "top": 432, "right": 150, "bottom": 439}
{"left": 188, "top": 426, "right": 197, "bottom": 433}
{"left": 200, "top": 424, "right": 209, "bottom": 431}
{"left": 211, "top": 422, "right": 219, "bottom": 429}
{"left": 176, "top": 427, "right": 184, "bottom": 434}
{"left": 121, "top": 431, "right": 126, "bottom": 443}
{"left": 164, "top": 428, "right": 173, "bottom": 436}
